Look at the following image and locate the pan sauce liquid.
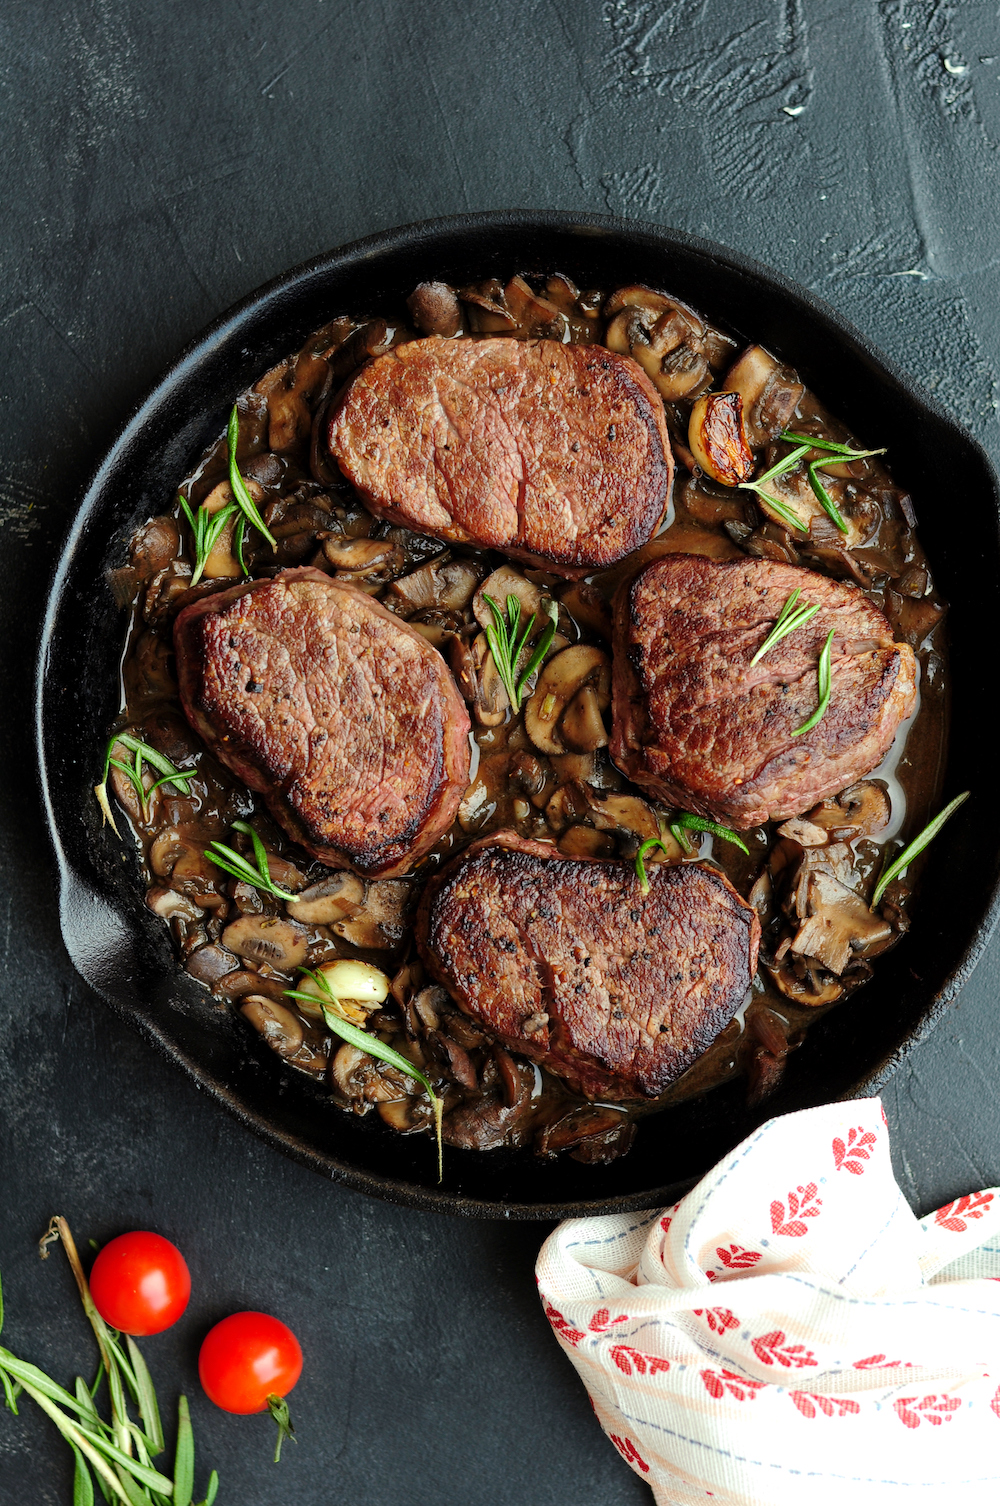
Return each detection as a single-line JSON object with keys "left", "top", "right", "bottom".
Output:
{"left": 110, "top": 275, "right": 948, "bottom": 1160}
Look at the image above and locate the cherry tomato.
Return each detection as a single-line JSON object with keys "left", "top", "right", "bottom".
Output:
{"left": 198, "top": 1311, "right": 303, "bottom": 1414}
{"left": 89, "top": 1231, "right": 191, "bottom": 1336}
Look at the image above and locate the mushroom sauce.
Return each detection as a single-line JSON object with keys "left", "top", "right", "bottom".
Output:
{"left": 108, "top": 273, "right": 947, "bottom": 1165}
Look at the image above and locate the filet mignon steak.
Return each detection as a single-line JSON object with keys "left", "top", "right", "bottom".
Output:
{"left": 326, "top": 336, "right": 672, "bottom": 576}
{"left": 611, "top": 554, "right": 918, "bottom": 829}
{"left": 174, "top": 567, "right": 470, "bottom": 877}
{"left": 416, "top": 832, "right": 760, "bottom": 1100}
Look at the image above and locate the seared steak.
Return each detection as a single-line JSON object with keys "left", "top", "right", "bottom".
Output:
{"left": 416, "top": 832, "right": 759, "bottom": 1100}
{"left": 326, "top": 336, "right": 672, "bottom": 576}
{"left": 611, "top": 555, "right": 917, "bottom": 829}
{"left": 174, "top": 568, "right": 470, "bottom": 877}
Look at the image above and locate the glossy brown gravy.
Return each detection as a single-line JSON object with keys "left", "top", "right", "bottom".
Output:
{"left": 106, "top": 273, "right": 948, "bottom": 1164}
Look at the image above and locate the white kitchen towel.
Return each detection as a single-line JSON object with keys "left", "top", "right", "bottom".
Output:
{"left": 536, "top": 1099, "right": 1000, "bottom": 1504}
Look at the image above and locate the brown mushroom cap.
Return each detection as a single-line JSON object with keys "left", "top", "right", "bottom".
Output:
{"left": 524, "top": 645, "right": 611, "bottom": 755}
{"left": 406, "top": 281, "right": 462, "bottom": 338}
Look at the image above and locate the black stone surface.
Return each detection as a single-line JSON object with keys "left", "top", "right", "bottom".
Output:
{"left": 2, "top": 3, "right": 1000, "bottom": 1501}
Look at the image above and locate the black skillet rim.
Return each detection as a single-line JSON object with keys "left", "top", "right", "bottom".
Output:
{"left": 35, "top": 209, "right": 1000, "bottom": 1219}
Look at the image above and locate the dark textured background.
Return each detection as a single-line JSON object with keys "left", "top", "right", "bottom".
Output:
{"left": 3, "top": 2, "right": 1000, "bottom": 1501}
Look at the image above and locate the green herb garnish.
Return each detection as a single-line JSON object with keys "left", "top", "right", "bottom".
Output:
{"left": 749, "top": 587, "right": 821, "bottom": 666}
{"left": 206, "top": 820, "right": 300, "bottom": 901}
{"left": 780, "top": 431, "right": 887, "bottom": 463}
{"left": 95, "top": 733, "right": 197, "bottom": 837}
{"left": 668, "top": 813, "right": 750, "bottom": 856}
{"left": 806, "top": 463, "right": 849, "bottom": 534}
{"left": 227, "top": 405, "right": 277, "bottom": 551}
{"left": 178, "top": 492, "right": 240, "bottom": 586}
{"left": 266, "top": 1393, "right": 296, "bottom": 1464}
{"left": 483, "top": 593, "right": 559, "bottom": 711}
{"left": 285, "top": 969, "right": 444, "bottom": 1181}
{"left": 634, "top": 817, "right": 748, "bottom": 891}
{"left": 0, "top": 1217, "right": 218, "bottom": 1506}
{"left": 635, "top": 837, "right": 670, "bottom": 895}
{"left": 872, "top": 791, "right": 970, "bottom": 907}
{"left": 737, "top": 442, "right": 811, "bottom": 532}
{"left": 792, "top": 627, "right": 835, "bottom": 736}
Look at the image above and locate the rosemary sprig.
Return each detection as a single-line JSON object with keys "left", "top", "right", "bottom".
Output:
{"left": 749, "top": 588, "right": 821, "bottom": 666}
{"left": 737, "top": 442, "right": 811, "bottom": 532}
{"left": 635, "top": 837, "right": 669, "bottom": 895}
{"left": 668, "top": 813, "right": 750, "bottom": 857}
{"left": 177, "top": 494, "right": 240, "bottom": 587}
{"left": 285, "top": 969, "right": 444, "bottom": 1181}
{"left": 806, "top": 463, "right": 849, "bottom": 535}
{"left": 483, "top": 594, "right": 559, "bottom": 711}
{"left": 872, "top": 791, "right": 970, "bottom": 907}
{"left": 2, "top": 1218, "right": 218, "bottom": 1505}
{"left": 227, "top": 405, "right": 277, "bottom": 551}
{"left": 791, "top": 627, "right": 835, "bottom": 736}
{"left": 95, "top": 734, "right": 197, "bottom": 837}
{"left": 780, "top": 430, "right": 887, "bottom": 463}
{"left": 205, "top": 820, "right": 300, "bottom": 902}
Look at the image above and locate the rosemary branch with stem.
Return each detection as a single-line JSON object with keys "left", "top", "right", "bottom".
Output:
{"left": 206, "top": 821, "right": 300, "bottom": 902}
{"left": 2, "top": 1217, "right": 218, "bottom": 1505}
{"left": 483, "top": 594, "right": 559, "bottom": 711}
{"left": 95, "top": 735, "right": 197, "bottom": 838}
{"left": 285, "top": 969, "right": 445, "bottom": 1181}
{"left": 791, "top": 627, "right": 835, "bottom": 737}
{"left": 177, "top": 494, "right": 239, "bottom": 587}
{"left": 737, "top": 442, "right": 811, "bottom": 532}
{"left": 227, "top": 405, "right": 277, "bottom": 552}
{"left": 872, "top": 791, "right": 970, "bottom": 907}
{"left": 749, "top": 588, "right": 821, "bottom": 667}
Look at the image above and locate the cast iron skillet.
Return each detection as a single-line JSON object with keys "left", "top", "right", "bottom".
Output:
{"left": 35, "top": 211, "right": 1000, "bottom": 1218}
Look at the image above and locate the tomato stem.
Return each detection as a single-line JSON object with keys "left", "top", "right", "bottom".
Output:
{"left": 267, "top": 1393, "right": 297, "bottom": 1463}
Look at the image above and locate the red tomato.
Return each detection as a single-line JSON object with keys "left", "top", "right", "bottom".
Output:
{"left": 89, "top": 1231, "right": 191, "bottom": 1336}
{"left": 198, "top": 1311, "right": 303, "bottom": 1414}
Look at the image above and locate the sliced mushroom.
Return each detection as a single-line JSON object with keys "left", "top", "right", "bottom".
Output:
{"left": 776, "top": 818, "right": 830, "bottom": 847}
{"left": 558, "top": 825, "right": 616, "bottom": 859}
{"left": 290, "top": 871, "right": 366, "bottom": 925}
{"left": 524, "top": 646, "right": 611, "bottom": 755}
{"left": 503, "top": 275, "right": 566, "bottom": 336}
{"left": 328, "top": 319, "right": 398, "bottom": 382}
{"left": 603, "top": 287, "right": 710, "bottom": 401}
{"left": 406, "top": 281, "right": 463, "bottom": 338}
{"left": 147, "top": 887, "right": 202, "bottom": 923}
{"left": 197, "top": 481, "right": 260, "bottom": 579}
{"left": 330, "top": 1042, "right": 406, "bottom": 1104}
{"left": 687, "top": 393, "right": 754, "bottom": 486}
{"left": 334, "top": 880, "right": 412, "bottom": 950}
{"left": 221, "top": 914, "right": 309, "bottom": 971}
{"left": 412, "top": 986, "right": 446, "bottom": 1032}
{"left": 241, "top": 997, "right": 305, "bottom": 1059}
{"left": 722, "top": 345, "right": 805, "bottom": 448}
{"left": 457, "top": 279, "right": 516, "bottom": 332}
{"left": 585, "top": 792, "right": 661, "bottom": 841}
{"left": 468, "top": 631, "right": 510, "bottom": 728}
{"left": 766, "top": 961, "right": 843, "bottom": 1007}
{"left": 321, "top": 535, "right": 406, "bottom": 585}
{"left": 790, "top": 869, "right": 892, "bottom": 976}
{"left": 559, "top": 582, "right": 612, "bottom": 640}
{"left": 806, "top": 782, "right": 891, "bottom": 840}
{"left": 384, "top": 552, "right": 484, "bottom": 618}
{"left": 535, "top": 1104, "right": 630, "bottom": 1157}
{"left": 212, "top": 970, "right": 291, "bottom": 1003}
{"left": 544, "top": 780, "right": 592, "bottom": 833}
{"left": 473, "top": 566, "right": 544, "bottom": 631}
{"left": 185, "top": 943, "right": 240, "bottom": 984}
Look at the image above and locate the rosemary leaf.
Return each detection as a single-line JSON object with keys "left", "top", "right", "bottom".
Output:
{"left": 672, "top": 813, "right": 750, "bottom": 855}
{"left": 634, "top": 837, "right": 670, "bottom": 895}
{"left": 780, "top": 429, "right": 887, "bottom": 462}
{"left": 792, "top": 628, "right": 835, "bottom": 736}
{"left": 96, "top": 734, "right": 196, "bottom": 835}
{"left": 515, "top": 600, "right": 559, "bottom": 702}
{"left": 72, "top": 1444, "right": 96, "bottom": 1506}
{"left": 125, "top": 1338, "right": 164, "bottom": 1456}
{"left": 194, "top": 1470, "right": 220, "bottom": 1506}
{"left": 807, "top": 462, "right": 849, "bottom": 534}
{"left": 173, "top": 1395, "right": 195, "bottom": 1506}
{"left": 179, "top": 494, "right": 239, "bottom": 587}
{"left": 749, "top": 589, "right": 821, "bottom": 666}
{"left": 205, "top": 820, "right": 299, "bottom": 902}
{"left": 285, "top": 975, "right": 444, "bottom": 1181}
{"left": 227, "top": 406, "right": 277, "bottom": 551}
{"left": 872, "top": 791, "right": 970, "bottom": 907}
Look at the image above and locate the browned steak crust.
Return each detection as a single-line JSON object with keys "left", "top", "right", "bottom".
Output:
{"left": 326, "top": 336, "right": 673, "bottom": 576}
{"left": 174, "top": 568, "right": 470, "bottom": 877}
{"left": 610, "top": 554, "right": 918, "bottom": 829}
{"left": 416, "top": 832, "right": 760, "bottom": 1100}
